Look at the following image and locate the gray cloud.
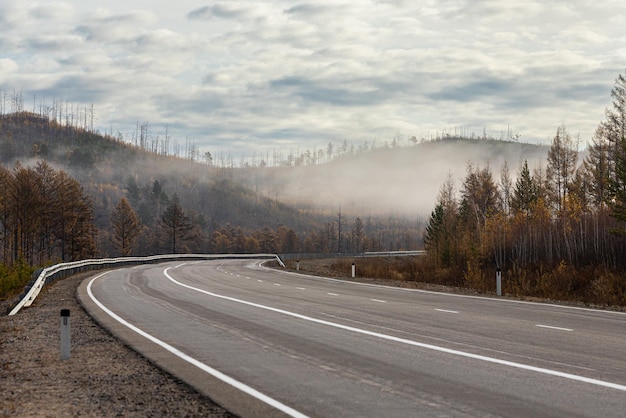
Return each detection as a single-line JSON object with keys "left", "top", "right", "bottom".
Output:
{"left": 188, "top": 4, "right": 257, "bottom": 21}
{"left": 1, "top": 0, "right": 624, "bottom": 157}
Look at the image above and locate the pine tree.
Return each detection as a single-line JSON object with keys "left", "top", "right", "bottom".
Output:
{"left": 584, "top": 126, "right": 611, "bottom": 207}
{"left": 160, "top": 195, "right": 192, "bottom": 254}
{"left": 111, "top": 197, "right": 142, "bottom": 256}
{"left": 593, "top": 69, "right": 626, "bottom": 233}
{"left": 511, "top": 160, "right": 537, "bottom": 216}
{"left": 546, "top": 125, "right": 577, "bottom": 214}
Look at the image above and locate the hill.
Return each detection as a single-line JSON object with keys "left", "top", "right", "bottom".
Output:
{"left": 0, "top": 111, "right": 555, "bottom": 257}
{"left": 0, "top": 112, "right": 323, "bottom": 250}
{"left": 232, "top": 137, "right": 551, "bottom": 217}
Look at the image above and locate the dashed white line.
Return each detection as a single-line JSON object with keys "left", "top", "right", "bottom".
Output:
{"left": 435, "top": 309, "right": 459, "bottom": 314}
{"left": 274, "top": 283, "right": 281, "bottom": 286}
{"left": 163, "top": 266, "right": 626, "bottom": 393}
{"left": 371, "top": 299, "right": 386, "bottom": 303}
{"left": 296, "top": 287, "right": 306, "bottom": 290}
{"left": 327, "top": 293, "right": 339, "bottom": 296}
{"left": 536, "top": 324, "right": 573, "bottom": 332}
{"left": 257, "top": 280, "right": 264, "bottom": 283}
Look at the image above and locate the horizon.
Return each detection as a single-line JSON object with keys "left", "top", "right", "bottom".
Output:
{"left": 1, "top": 1, "right": 623, "bottom": 156}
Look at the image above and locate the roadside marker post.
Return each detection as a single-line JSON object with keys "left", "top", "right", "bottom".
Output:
{"left": 60, "top": 309, "right": 70, "bottom": 360}
{"left": 352, "top": 262, "right": 356, "bottom": 278}
{"left": 296, "top": 260, "right": 300, "bottom": 271}
{"left": 496, "top": 268, "right": 502, "bottom": 296}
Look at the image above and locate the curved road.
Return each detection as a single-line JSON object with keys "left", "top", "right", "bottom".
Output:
{"left": 78, "top": 259, "right": 626, "bottom": 417}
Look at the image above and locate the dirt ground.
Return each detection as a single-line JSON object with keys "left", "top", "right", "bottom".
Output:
{"left": 0, "top": 273, "right": 235, "bottom": 418}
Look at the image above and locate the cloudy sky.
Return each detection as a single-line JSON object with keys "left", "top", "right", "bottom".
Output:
{"left": 1, "top": 1, "right": 625, "bottom": 156}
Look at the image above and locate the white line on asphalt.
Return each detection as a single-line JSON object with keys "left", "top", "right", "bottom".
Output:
{"left": 536, "top": 324, "right": 573, "bottom": 332}
{"left": 86, "top": 272, "right": 309, "bottom": 418}
{"left": 327, "top": 293, "right": 339, "bottom": 296}
{"left": 296, "top": 287, "right": 306, "bottom": 290}
{"left": 435, "top": 309, "right": 459, "bottom": 314}
{"left": 257, "top": 280, "right": 264, "bottom": 283}
{"left": 274, "top": 283, "right": 281, "bottom": 286}
{"left": 371, "top": 299, "right": 386, "bottom": 303}
{"left": 166, "top": 266, "right": 626, "bottom": 393}
{"left": 262, "top": 264, "right": 626, "bottom": 316}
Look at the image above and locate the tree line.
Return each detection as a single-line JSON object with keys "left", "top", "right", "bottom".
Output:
{"left": 0, "top": 162, "right": 96, "bottom": 295}
{"left": 423, "top": 71, "right": 626, "bottom": 304}
{"left": 109, "top": 184, "right": 422, "bottom": 258}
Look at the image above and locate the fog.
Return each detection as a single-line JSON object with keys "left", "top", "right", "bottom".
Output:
{"left": 246, "top": 139, "right": 551, "bottom": 218}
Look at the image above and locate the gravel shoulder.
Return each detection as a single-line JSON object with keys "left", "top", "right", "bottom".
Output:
{"left": 0, "top": 273, "right": 235, "bottom": 418}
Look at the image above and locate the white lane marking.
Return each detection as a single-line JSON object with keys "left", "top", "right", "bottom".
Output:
{"left": 274, "top": 283, "right": 281, "bottom": 286}
{"left": 435, "top": 309, "right": 459, "bottom": 314}
{"left": 86, "top": 272, "right": 309, "bottom": 418}
{"left": 257, "top": 280, "right": 264, "bottom": 283}
{"left": 166, "top": 266, "right": 626, "bottom": 393}
{"left": 327, "top": 293, "right": 339, "bottom": 296}
{"left": 536, "top": 324, "right": 573, "bottom": 332}
{"left": 260, "top": 264, "right": 626, "bottom": 316}
{"left": 296, "top": 287, "right": 306, "bottom": 290}
{"left": 371, "top": 299, "right": 386, "bottom": 303}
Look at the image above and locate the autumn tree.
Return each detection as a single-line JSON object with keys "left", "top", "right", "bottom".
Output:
{"left": 584, "top": 127, "right": 611, "bottom": 207}
{"left": 600, "top": 70, "right": 626, "bottom": 233}
{"left": 546, "top": 125, "right": 578, "bottom": 214}
{"left": 160, "top": 194, "right": 192, "bottom": 254}
{"left": 111, "top": 197, "right": 142, "bottom": 256}
{"left": 424, "top": 173, "right": 457, "bottom": 267}
{"left": 351, "top": 217, "right": 365, "bottom": 253}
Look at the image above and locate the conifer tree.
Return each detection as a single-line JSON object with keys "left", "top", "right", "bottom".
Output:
{"left": 511, "top": 160, "right": 537, "bottom": 216}
{"left": 111, "top": 197, "right": 141, "bottom": 256}
{"left": 160, "top": 194, "right": 192, "bottom": 253}
{"left": 546, "top": 125, "right": 577, "bottom": 214}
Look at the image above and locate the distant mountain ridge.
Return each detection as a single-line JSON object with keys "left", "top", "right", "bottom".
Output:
{"left": 1, "top": 111, "right": 552, "bottom": 228}
{"left": 233, "top": 137, "right": 551, "bottom": 217}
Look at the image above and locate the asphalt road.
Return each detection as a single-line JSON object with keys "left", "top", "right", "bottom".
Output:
{"left": 78, "top": 259, "right": 626, "bottom": 417}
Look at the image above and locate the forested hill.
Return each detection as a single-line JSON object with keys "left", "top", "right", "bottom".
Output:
{"left": 0, "top": 112, "right": 322, "bottom": 253}
{"left": 0, "top": 110, "right": 554, "bottom": 260}
{"left": 235, "top": 136, "right": 551, "bottom": 217}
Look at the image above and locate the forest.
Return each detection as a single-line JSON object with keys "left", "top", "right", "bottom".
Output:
{"left": 0, "top": 105, "right": 423, "bottom": 298}
{"left": 421, "top": 71, "right": 626, "bottom": 306}
{"left": 1, "top": 70, "right": 626, "bottom": 307}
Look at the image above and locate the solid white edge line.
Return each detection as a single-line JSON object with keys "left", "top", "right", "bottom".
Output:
{"left": 166, "top": 266, "right": 626, "bottom": 393}
{"left": 86, "top": 271, "right": 309, "bottom": 418}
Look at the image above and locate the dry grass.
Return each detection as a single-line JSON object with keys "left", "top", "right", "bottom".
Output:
{"left": 280, "top": 256, "right": 626, "bottom": 309}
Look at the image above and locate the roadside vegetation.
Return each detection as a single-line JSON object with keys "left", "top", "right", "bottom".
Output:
{"left": 286, "top": 71, "right": 626, "bottom": 309}
{"left": 2, "top": 71, "right": 626, "bottom": 307}
{"left": 418, "top": 71, "right": 626, "bottom": 307}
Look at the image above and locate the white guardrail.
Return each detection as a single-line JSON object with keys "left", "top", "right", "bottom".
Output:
{"left": 8, "top": 253, "right": 285, "bottom": 316}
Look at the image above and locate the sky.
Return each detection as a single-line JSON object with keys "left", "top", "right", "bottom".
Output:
{"left": 1, "top": 1, "right": 626, "bottom": 157}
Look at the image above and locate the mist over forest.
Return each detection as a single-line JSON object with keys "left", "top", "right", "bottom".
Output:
{"left": 2, "top": 68, "right": 626, "bottom": 308}
{"left": 0, "top": 106, "right": 555, "bottom": 274}
{"left": 234, "top": 138, "right": 551, "bottom": 217}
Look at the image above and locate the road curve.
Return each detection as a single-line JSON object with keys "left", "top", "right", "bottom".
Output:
{"left": 78, "top": 259, "right": 626, "bottom": 417}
